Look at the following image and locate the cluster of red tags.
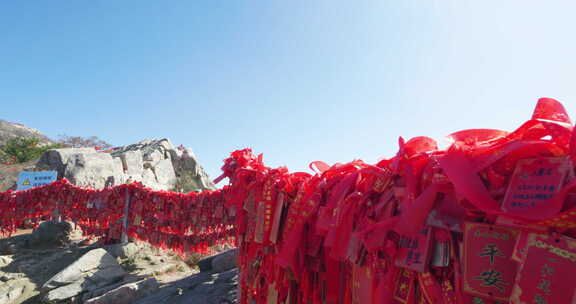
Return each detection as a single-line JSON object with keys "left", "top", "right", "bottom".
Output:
{"left": 2, "top": 97, "right": 576, "bottom": 304}
{"left": 0, "top": 180, "right": 235, "bottom": 255}
{"left": 215, "top": 98, "right": 576, "bottom": 304}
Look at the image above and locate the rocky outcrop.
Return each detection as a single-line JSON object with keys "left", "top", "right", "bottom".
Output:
{"left": 134, "top": 268, "right": 238, "bottom": 304}
{"left": 211, "top": 249, "right": 238, "bottom": 273}
{"left": 36, "top": 138, "right": 215, "bottom": 191}
{"left": 84, "top": 278, "right": 159, "bottom": 304}
{"left": 197, "top": 249, "right": 238, "bottom": 273}
{"left": 41, "top": 248, "right": 126, "bottom": 302}
{"left": 111, "top": 139, "right": 215, "bottom": 190}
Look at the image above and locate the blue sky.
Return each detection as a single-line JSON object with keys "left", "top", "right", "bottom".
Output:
{"left": 1, "top": 1, "right": 575, "bottom": 181}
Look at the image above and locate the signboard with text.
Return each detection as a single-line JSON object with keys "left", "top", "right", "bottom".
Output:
{"left": 16, "top": 171, "right": 57, "bottom": 191}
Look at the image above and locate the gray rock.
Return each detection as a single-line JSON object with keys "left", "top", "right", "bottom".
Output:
{"left": 154, "top": 159, "right": 177, "bottom": 188}
{"left": 29, "top": 221, "right": 72, "bottom": 248}
{"left": 134, "top": 269, "right": 238, "bottom": 304}
{"left": 36, "top": 138, "right": 215, "bottom": 191}
{"left": 144, "top": 150, "right": 164, "bottom": 163}
{"left": 197, "top": 255, "right": 215, "bottom": 272}
{"left": 105, "top": 242, "right": 141, "bottom": 260}
{"left": 112, "top": 139, "right": 215, "bottom": 191}
{"left": 43, "top": 281, "right": 84, "bottom": 302}
{"left": 81, "top": 277, "right": 140, "bottom": 302}
{"left": 211, "top": 249, "right": 238, "bottom": 273}
{"left": 0, "top": 285, "right": 24, "bottom": 304}
{"left": 36, "top": 148, "right": 98, "bottom": 177}
{"left": 42, "top": 248, "right": 126, "bottom": 298}
{"left": 141, "top": 168, "right": 158, "bottom": 189}
{"left": 0, "top": 255, "right": 13, "bottom": 267}
{"left": 64, "top": 152, "right": 125, "bottom": 189}
{"left": 119, "top": 150, "right": 144, "bottom": 177}
{"left": 84, "top": 278, "right": 159, "bottom": 304}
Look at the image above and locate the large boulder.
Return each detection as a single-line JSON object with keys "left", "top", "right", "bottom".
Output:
{"left": 42, "top": 248, "right": 126, "bottom": 301}
{"left": 36, "top": 148, "right": 98, "bottom": 178}
{"left": 63, "top": 152, "right": 125, "bottom": 189}
{"left": 197, "top": 249, "right": 238, "bottom": 273}
{"left": 29, "top": 221, "right": 73, "bottom": 248}
{"left": 36, "top": 138, "right": 215, "bottom": 191}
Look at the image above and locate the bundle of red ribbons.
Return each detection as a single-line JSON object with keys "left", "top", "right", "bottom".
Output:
{"left": 217, "top": 98, "right": 576, "bottom": 304}
{"left": 0, "top": 180, "right": 235, "bottom": 254}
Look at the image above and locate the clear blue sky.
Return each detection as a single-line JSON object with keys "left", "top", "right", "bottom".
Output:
{"left": 2, "top": 1, "right": 575, "bottom": 180}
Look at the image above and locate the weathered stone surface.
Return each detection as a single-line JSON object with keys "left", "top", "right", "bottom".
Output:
{"left": 120, "top": 150, "right": 144, "bottom": 178}
{"left": 42, "top": 248, "right": 126, "bottom": 294}
{"left": 37, "top": 138, "right": 214, "bottom": 191}
{"left": 81, "top": 277, "right": 139, "bottom": 302}
{"left": 64, "top": 152, "right": 125, "bottom": 188}
{"left": 141, "top": 168, "right": 158, "bottom": 189}
{"left": 43, "top": 281, "right": 84, "bottom": 302}
{"left": 134, "top": 268, "right": 238, "bottom": 304}
{"left": 0, "top": 256, "right": 13, "bottom": 267}
{"left": 197, "top": 255, "right": 215, "bottom": 272}
{"left": 0, "top": 284, "right": 24, "bottom": 304}
{"left": 112, "top": 139, "right": 215, "bottom": 191}
{"left": 144, "top": 150, "right": 163, "bottom": 163}
{"left": 36, "top": 148, "right": 98, "bottom": 178}
{"left": 105, "top": 242, "right": 141, "bottom": 260}
{"left": 84, "top": 278, "right": 159, "bottom": 304}
{"left": 154, "top": 159, "right": 177, "bottom": 188}
{"left": 211, "top": 249, "right": 238, "bottom": 273}
{"left": 29, "top": 221, "right": 72, "bottom": 248}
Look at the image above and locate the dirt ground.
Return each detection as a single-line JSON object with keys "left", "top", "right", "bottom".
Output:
{"left": 0, "top": 227, "right": 199, "bottom": 304}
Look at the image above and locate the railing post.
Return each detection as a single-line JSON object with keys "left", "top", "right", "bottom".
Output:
{"left": 121, "top": 188, "right": 131, "bottom": 244}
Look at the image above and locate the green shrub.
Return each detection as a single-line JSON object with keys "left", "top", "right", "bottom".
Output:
{"left": 0, "top": 137, "right": 62, "bottom": 164}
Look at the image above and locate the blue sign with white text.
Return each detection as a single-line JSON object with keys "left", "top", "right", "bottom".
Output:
{"left": 16, "top": 171, "right": 58, "bottom": 191}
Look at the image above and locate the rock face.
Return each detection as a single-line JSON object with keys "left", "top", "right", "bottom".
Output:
{"left": 84, "top": 278, "right": 159, "bottom": 304}
{"left": 211, "top": 249, "right": 238, "bottom": 273}
{"left": 36, "top": 138, "right": 215, "bottom": 191}
{"left": 0, "top": 284, "right": 24, "bottom": 304}
{"left": 197, "top": 249, "right": 238, "bottom": 273}
{"left": 134, "top": 268, "right": 238, "bottom": 304}
{"left": 42, "top": 248, "right": 126, "bottom": 302}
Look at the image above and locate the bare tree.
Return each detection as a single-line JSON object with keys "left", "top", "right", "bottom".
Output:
{"left": 57, "top": 135, "right": 113, "bottom": 150}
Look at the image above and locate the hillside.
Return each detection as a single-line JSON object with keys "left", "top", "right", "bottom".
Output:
{"left": 0, "top": 120, "right": 54, "bottom": 147}
{"left": 0, "top": 120, "right": 53, "bottom": 191}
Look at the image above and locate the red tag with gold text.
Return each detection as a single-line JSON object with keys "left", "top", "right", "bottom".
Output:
{"left": 463, "top": 223, "right": 519, "bottom": 302}
{"left": 418, "top": 272, "right": 444, "bottom": 304}
{"left": 510, "top": 233, "right": 576, "bottom": 304}
{"left": 393, "top": 268, "right": 416, "bottom": 304}
{"left": 501, "top": 157, "right": 570, "bottom": 219}
{"left": 395, "top": 227, "right": 433, "bottom": 273}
